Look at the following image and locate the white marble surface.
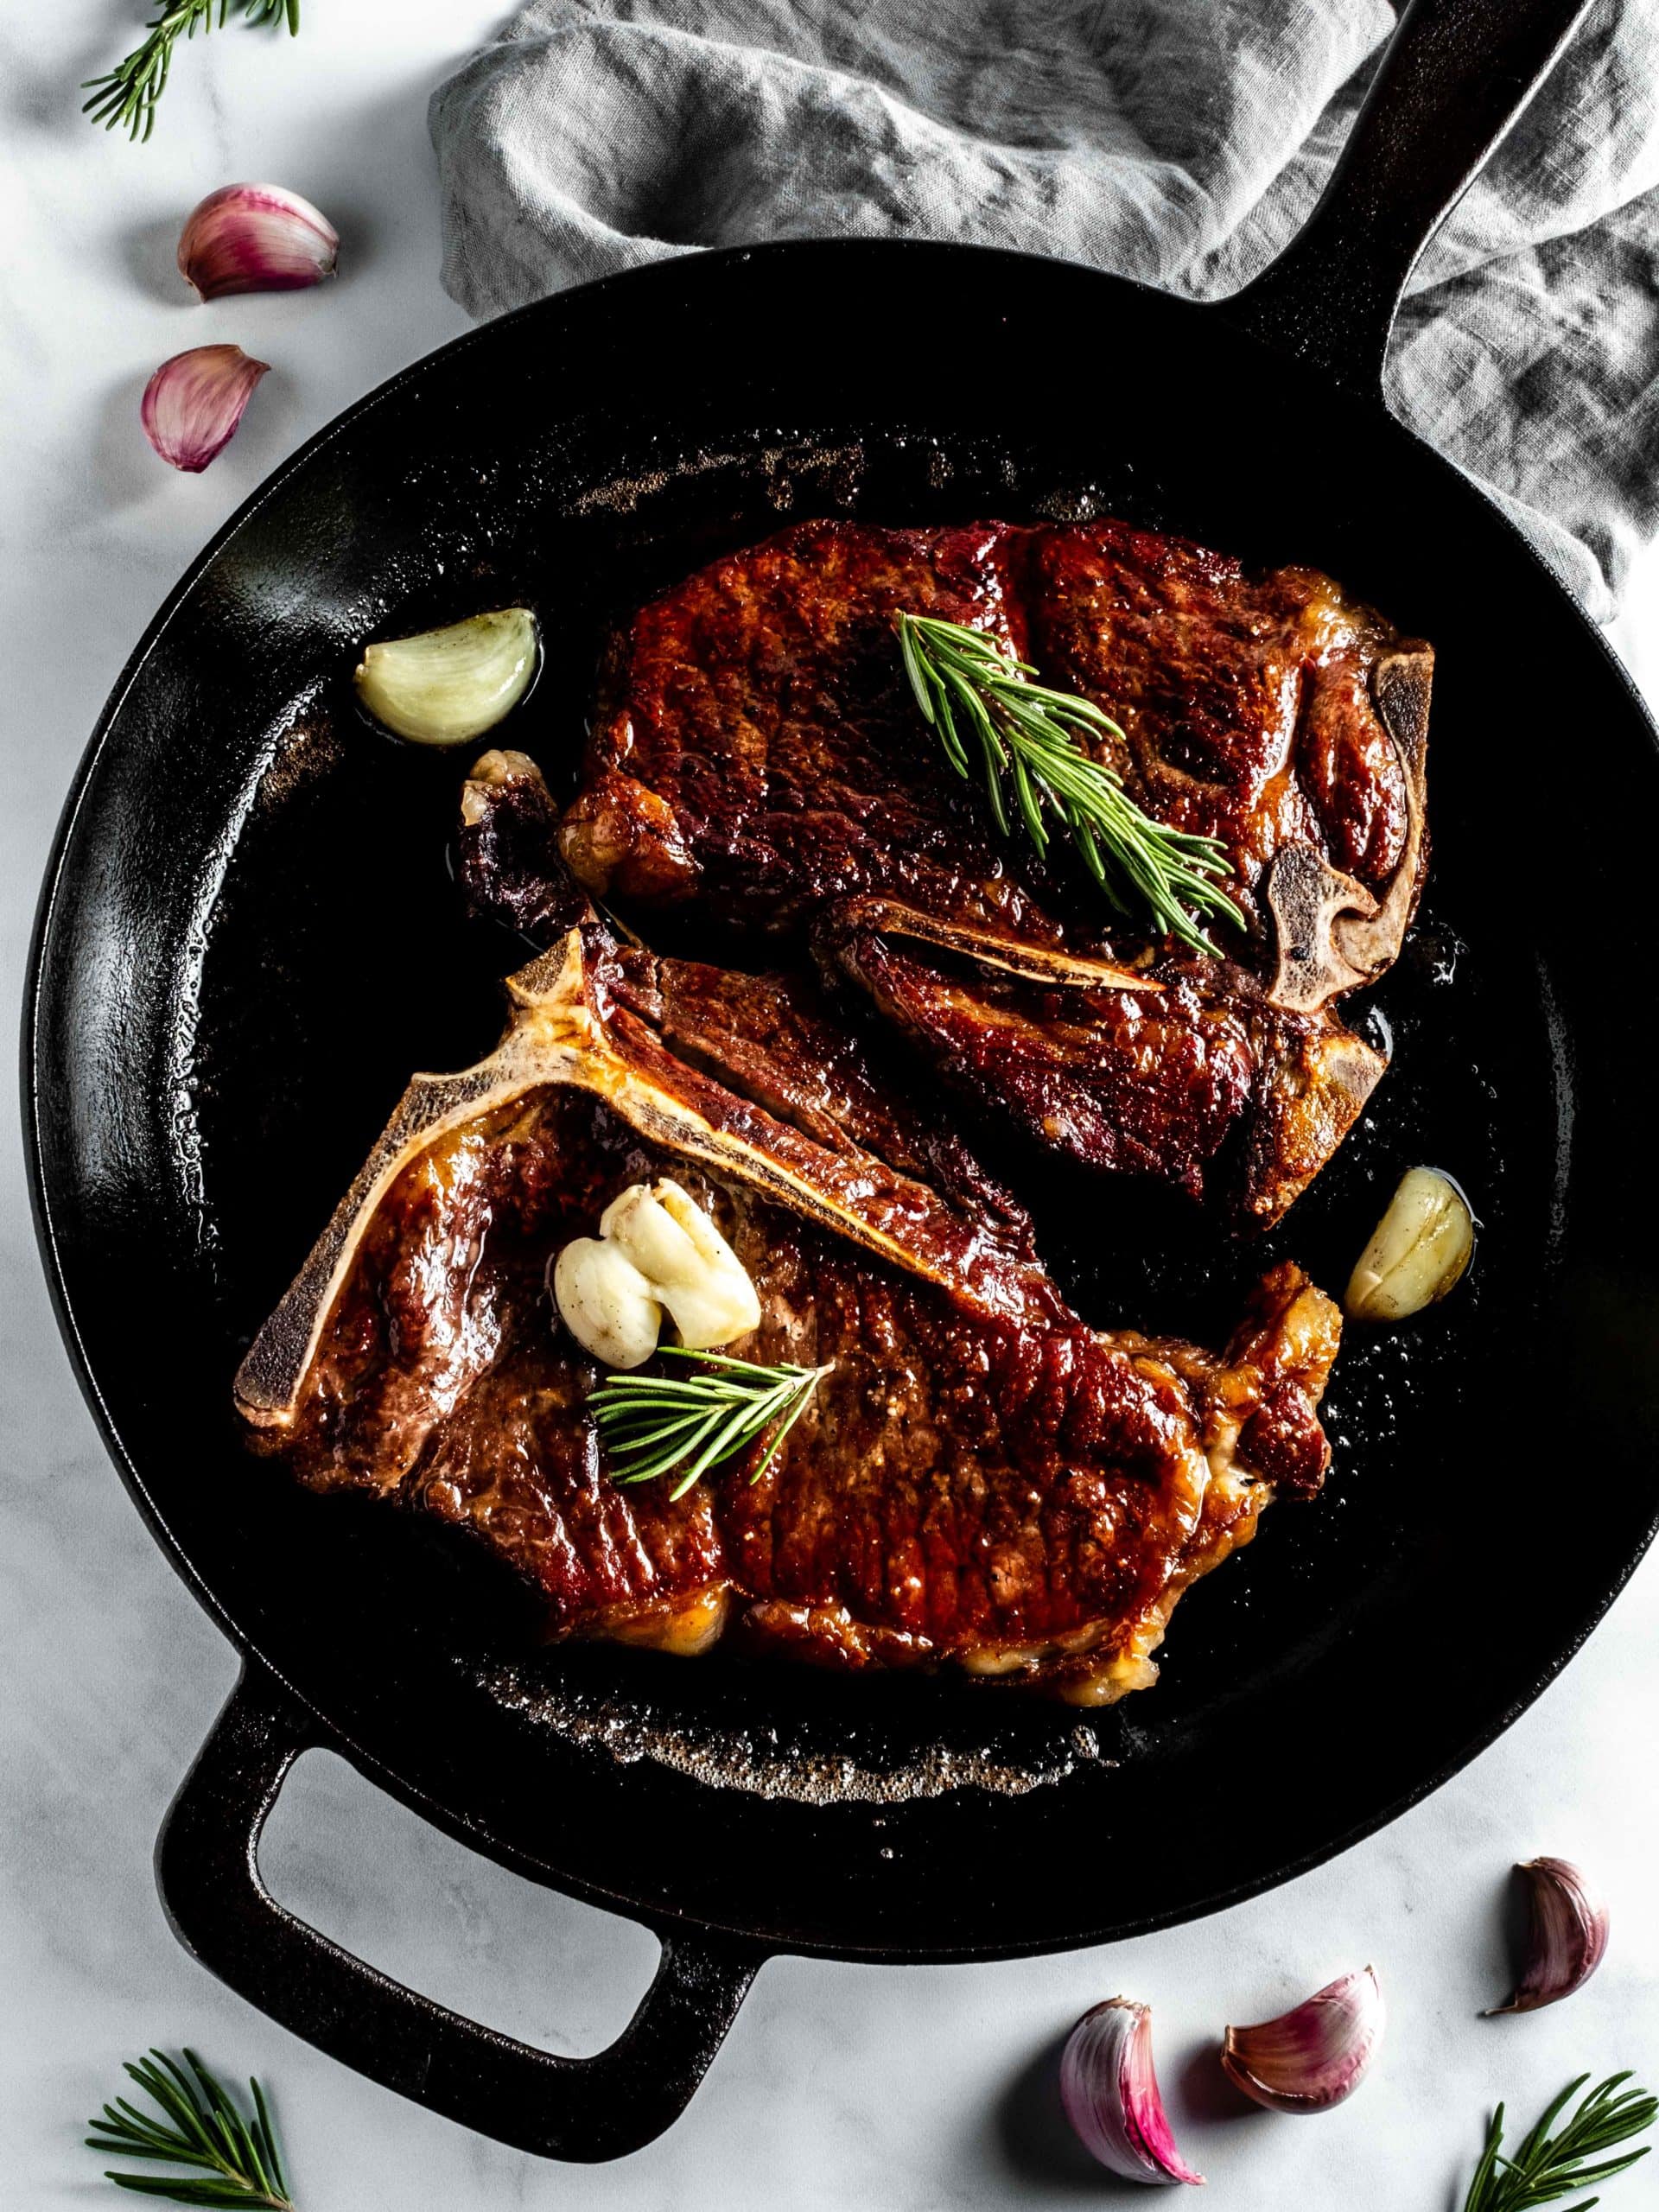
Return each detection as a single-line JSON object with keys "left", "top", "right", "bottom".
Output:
{"left": 3, "top": 10, "right": 1658, "bottom": 2206}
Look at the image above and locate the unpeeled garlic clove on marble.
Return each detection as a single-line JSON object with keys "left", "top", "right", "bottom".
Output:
{"left": 1221, "top": 1967, "right": 1383, "bottom": 2114}
{"left": 354, "top": 608, "right": 539, "bottom": 746}
{"left": 141, "top": 343, "right": 270, "bottom": 473}
{"left": 1486, "top": 1858, "right": 1609, "bottom": 2015}
{"left": 1344, "top": 1166, "right": 1474, "bottom": 1323}
{"left": 1059, "top": 1998, "right": 1204, "bottom": 2185}
{"left": 601, "top": 1180, "right": 761, "bottom": 1351}
{"left": 178, "top": 181, "right": 339, "bottom": 299}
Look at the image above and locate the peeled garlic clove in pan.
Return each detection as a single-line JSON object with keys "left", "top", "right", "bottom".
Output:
{"left": 1344, "top": 1166, "right": 1474, "bottom": 1323}
{"left": 554, "top": 1182, "right": 760, "bottom": 1368}
{"left": 1059, "top": 1998, "right": 1204, "bottom": 2185}
{"left": 1221, "top": 1966, "right": 1383, "bottom": 2114}
{"left": 1486, "top": 1858, "right": 1609, "bottom": 2015}
{"left": 601, "top": 1179, "right": 761, "bottom": 1351}
{"left": 354, "top": 608, "right": 539, "bottom": 746}
{"left": 178, "top": 181, "right": 339, "bottom": 299}
{"left": 551, "top": 1239, "right": 662, "bottom": 1370}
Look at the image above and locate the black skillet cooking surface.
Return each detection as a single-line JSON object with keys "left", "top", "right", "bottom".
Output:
{"left": 26, "top": 0, "right": 1659, "bottom": 2164}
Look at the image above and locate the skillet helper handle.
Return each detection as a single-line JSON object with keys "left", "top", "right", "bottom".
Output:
{"left": 1228, "top": 0, "right": 1596, "bottom": 396}
{"left": 155, "top": 1663, "right": 766, "bottom": 2163}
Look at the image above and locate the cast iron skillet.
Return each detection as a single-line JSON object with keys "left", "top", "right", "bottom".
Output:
{"left": 26, "top": 0, "right": 1659, "bottom": 2164}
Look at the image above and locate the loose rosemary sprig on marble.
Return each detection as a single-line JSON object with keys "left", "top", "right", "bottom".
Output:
{"left": 895, "top": 610, "right": 1242, "bottom": 953}
{"left": 1461, "top": 2071, "right": 1656, "bottom": 2212}
{"left": 83, "top": 0, "right": 301, "bottom": 143}
{"left": 86, "top": 2049, "right": 295, "bottom": 2209}
{"left": 589, "top": 1346, "right": 830, "bottom": 1500}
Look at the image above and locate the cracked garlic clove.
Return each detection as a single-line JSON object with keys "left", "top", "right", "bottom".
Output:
{"left": 1487, "top": 1858, "right": 1610, "bottom": 2015}
{"left": 1060, "top": 1998, "right": 1204, "bottom": 2185}
{"left": 551, "top": 1238, "right": 662, "bottom": 1370}
{"left": 602, "top": 1180, "right": 761, "bottom": 1351}
{"left": 178, "top": 182, "right": 339, "bottom": 299}
{"left": 141, "top": 344, "right": 270, "bottom": 473}
{"left": 1344, "top": 1166, "right": 1474, "bottom": 1323}
{"left": 354, "top": 608, "right": 539, "bottom": 747}
{"left": 1222, "top": 1967, "right": 1383, "bottom": 2114}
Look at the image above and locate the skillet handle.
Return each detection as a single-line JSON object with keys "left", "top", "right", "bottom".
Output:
{"left": 1227, "top": 0, "right": 1595, "bottom": 395}
{"left": 155, "top": 1664, "right": 766, "bottom": 2163}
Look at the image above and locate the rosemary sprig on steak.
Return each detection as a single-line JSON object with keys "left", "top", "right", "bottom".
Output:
{"left": 896, "top": 610, "right": 1242, "bottom": 952}
{"left": 1461, "top": 2072, "right": 1655, "bottom": 2212}
{"left": 86, "top": 2049, "right": 296, "bottom": 2208}
{"left": 589, "top": 1347, "right": 830, "bottom": 1500}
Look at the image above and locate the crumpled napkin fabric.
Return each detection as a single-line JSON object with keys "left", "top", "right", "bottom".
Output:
{"left": 431, "top": 0, "right": 1659, "bottom": 618}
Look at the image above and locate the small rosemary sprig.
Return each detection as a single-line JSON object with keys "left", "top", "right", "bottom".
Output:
{"left": 1462, "top": 2072, "right": 1656, "bottom": 2212}
{"left": 83, "top": 0, "right": 301, "bottom": 144}
{"left": 589, "top": 1346, "right": 829, "bottom": 1501}
{"left": 86, "top": 2049, "right": 295, "bottom": 2209}
{"left": 895, "top": 610, "right": 1242, "bottom": 953}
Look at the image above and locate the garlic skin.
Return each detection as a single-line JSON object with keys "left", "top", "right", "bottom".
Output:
{"left": 1344, "top": 1166, "right": 1474, "bottom": 1322}
{"left": 1060, "top": 1999, "right": 1204, "bottom": 2186}
{"left": 552, "top": 1240, "right": 662, "bottom": 1371}
{"left": 1486, "top": 1858, "right": 1610, "bottom": 2016}
{"left": 178, "top": 182, "right": 339, "bottom": 300}
{"left": 354, "top": 609, "right": 539, "bottom": 747}
{"left": 553, "top": 1180, "right": 760, "bottom": 1368}
{"left": 1221, "top": 1967, "right": 1383, "bottom": 2114}
{"left": 141, "top": 344, "right": 270, "bottom": 474}
{"left": 601, "top": 1180, "right": 761, "bottom": 1351}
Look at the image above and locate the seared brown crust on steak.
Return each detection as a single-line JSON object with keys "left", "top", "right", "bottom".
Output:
{"left": 561, "top": 518, "right": 1427, "bottom": 961}
{"left": 537, "top": 519, "right": 1425, "bottom": 1223}
{"left": 238, "top": 927, "right": 1340, "bottom": 1703}
{"left": 1020, "top": 522, "right": 1415, "bottom": 898}
{"left": 563, "top": 523, "right": 1039, "bottom": 936}
{"left": 467, "top": 749, "right": 1382, "bottom": 1224}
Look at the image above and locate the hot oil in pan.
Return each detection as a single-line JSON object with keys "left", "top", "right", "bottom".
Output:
{"left": 191, "top": 423, "right": 1565, "bottom": 1802}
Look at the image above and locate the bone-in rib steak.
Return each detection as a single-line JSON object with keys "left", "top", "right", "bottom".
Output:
{"left": 537, "top": 518, "right": 1431, "bottom": 1224}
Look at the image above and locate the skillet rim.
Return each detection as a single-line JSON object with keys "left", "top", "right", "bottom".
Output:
{"left": 24, "top": 233, "right": 1659, "bottom": 1966}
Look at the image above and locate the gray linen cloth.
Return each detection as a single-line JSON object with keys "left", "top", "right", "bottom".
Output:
{"left": 431, "top": 0, "right": 1659, "bottom": 618}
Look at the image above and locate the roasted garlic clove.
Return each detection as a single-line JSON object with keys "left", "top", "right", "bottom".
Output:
{"left": 354, "top": 608, "right": 539, "bottom": 747}
{"left": 141, "top": 344, "right": 270, "bottom": 473}
{"left": 551, "top": 1239, "right": 662, "bottom": 1370}
{"left": 1222, "top": 1967, "right": 1384, "bottom": 2114}
{"left": 554, "top": 1181, "right": 760, "bottom": 1368}
{"left": 178, "top": 181, "right": 339, "bottom": 299}
{"left": 1486, "top": 1859, "right": 1610, "bottom": 2016}
{"left": 601, "top": 1180, "right": 761, "bottom": 1351}
{"left": 1344, "top": 1166, "right": 1474, "bottom": 1323}
{"left": 1060, "top": 1998, "right": 1204, "bottom": 2185}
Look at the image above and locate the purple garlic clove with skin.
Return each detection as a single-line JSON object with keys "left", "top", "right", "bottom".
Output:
{"left": 177, "top": 182, "right": 339, "bottom": 299}
{"left": 1487, "top": 1858, "right": 1610, "bottom": 2015}
{"left": 1060, "top": 1998, "right": 1204, "bottom": 2185}
{"left": 141, "top": 345, "right": 270, "bottom": 473}
{"left": 1221, "top": 1967, "right": 1383, "bottom": 2114}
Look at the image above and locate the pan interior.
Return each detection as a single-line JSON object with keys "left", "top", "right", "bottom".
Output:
{"left": 35, "top": 247, "right": 1659, "bottom": 1959}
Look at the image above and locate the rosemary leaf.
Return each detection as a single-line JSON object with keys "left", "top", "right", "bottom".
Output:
{"left": 1461, "top": 2072, "right": 1656, "bottom": 2212}
{"left": 83, "top": 0, "right": 301, "bottom": 144}
{"left": 894, "top": 609, "right": 1242, "bottom": 954}
{"left": 87, "top": 2050, "right": 295, "bottom": 2210}
{"left": 589, "top": 1346, "right": 829, "bottom": 1499}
